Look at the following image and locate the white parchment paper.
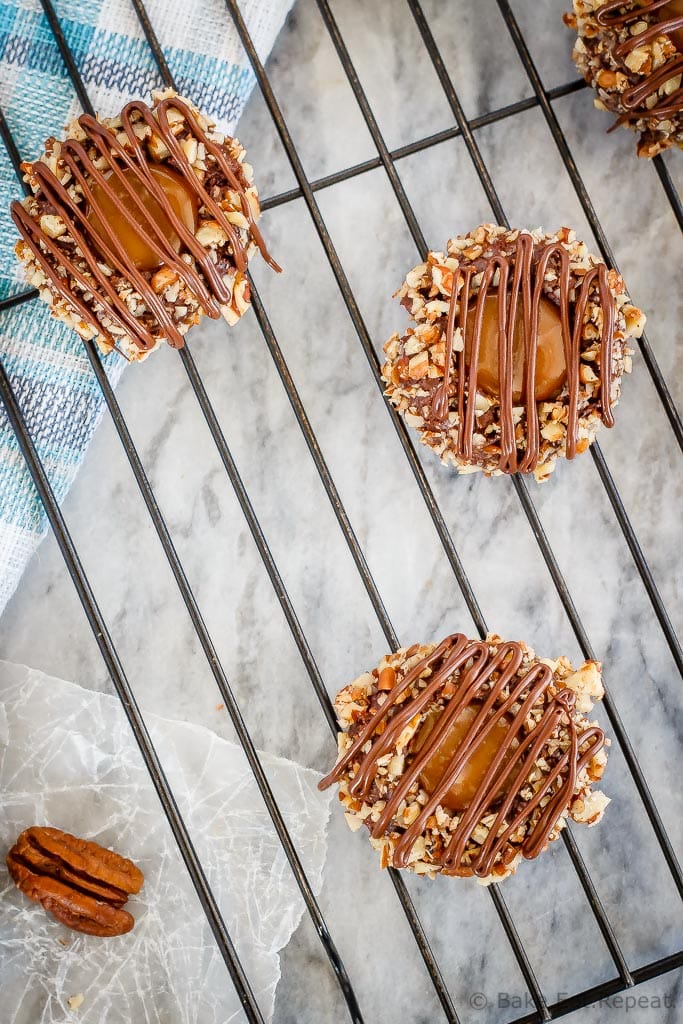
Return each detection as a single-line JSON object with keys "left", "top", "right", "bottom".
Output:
{"left": 0, "top": 661, "right": 332, "bottom": 1023}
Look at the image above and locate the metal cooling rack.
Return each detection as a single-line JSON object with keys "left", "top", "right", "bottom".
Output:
{"left": 0, "top": 1, "right": 681, "bottom": 1021}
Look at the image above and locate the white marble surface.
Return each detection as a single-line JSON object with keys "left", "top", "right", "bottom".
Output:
{"left": 1, "top": 0, "right": 682, "bottom": 1022}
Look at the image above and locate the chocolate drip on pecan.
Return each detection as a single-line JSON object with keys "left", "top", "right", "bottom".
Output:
{"left": 596, "top": 0, "right": 683, "bottom": 126}
{"left": 432, "top": 235, "right": 615, "bottom": 474}
{"left": 11, "top": 97, "right": 279, "bottom": 354}
{"left": 319, "top": 634, "right": 604, "bottom": 878}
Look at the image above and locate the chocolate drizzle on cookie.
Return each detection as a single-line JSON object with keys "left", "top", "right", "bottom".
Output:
{"left": 432, "top": 234, "right": 615, "bottom": 474}
{"left": 319, "top": 634, "right": 605, "bottom": 878}
{"left": 11, "top": 97, "right": 279, "bottom": 355}
{"left": 596, "top": 0, "right": 683, "bottom": 127}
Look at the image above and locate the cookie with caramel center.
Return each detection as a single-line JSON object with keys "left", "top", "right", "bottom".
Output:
{"left": 382, "top": 224, "right": 644, "bottom": 482}
{"left": 12, "top": 89, "right": 279, "bottom": 362}
{"left": 320, "top": 632, "right": 610, "bottom": 882}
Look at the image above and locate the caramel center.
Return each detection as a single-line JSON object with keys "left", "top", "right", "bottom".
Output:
{"left": 417, "top": 703, "right": 514, "bottom": 812}
{"left": 86, "top": 164, "right": 198, "bottom": 271}
{"left": 464, "top": 293, "right": 567, "bottom": 403}
{"left": 660, "top": 0, "right": 683, "bottom": 52}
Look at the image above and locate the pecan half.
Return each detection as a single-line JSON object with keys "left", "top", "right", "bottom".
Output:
{"left": 6, "top": 826, "right": 144, "bottom": 937}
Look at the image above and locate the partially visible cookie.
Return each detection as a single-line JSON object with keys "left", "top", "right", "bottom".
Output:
{"left": 382, "top": 224, "right": 645, "bottom": 481}
{"left": 12, "top": 89, "right": 279, "bottom": 361}
{"left": 320, "top": 633, "right": 609, "bottom": 883}
{"left": 565, "top": 0, "right": 683, "bottom": 157}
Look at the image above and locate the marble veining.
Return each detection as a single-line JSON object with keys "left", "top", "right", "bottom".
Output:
{"left": 0, "top": 1, "right": 681, "bottom": 1022}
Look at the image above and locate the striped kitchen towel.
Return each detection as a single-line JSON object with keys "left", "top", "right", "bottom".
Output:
{"left": 0, "top": 0, "right": 293, "bottom": 614}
